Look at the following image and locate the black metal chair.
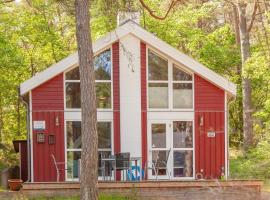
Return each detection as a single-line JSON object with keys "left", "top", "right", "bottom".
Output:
{"left": 115, "top": 152, "right": 131, "bottom": 181}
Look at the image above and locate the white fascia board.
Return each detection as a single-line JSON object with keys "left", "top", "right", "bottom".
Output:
{"left": 20, "top": 20, "right": 236, "bottom": 96}
{"left": 127, "top": 22, "right": 237, "bottom": 96}
{"left": 20, "top": 23, "right": 131, "bottom": 96}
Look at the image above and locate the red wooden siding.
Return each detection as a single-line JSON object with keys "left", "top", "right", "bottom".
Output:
{"left": 31, "top": 74, "right": 65, "bottom": 182}
{"left": 140, "top": 42, "right": 147, "bottom": 174}
{"left": 20, "top": 141, "right": 28, "bottom": 182}
{"left": 194, "top": 74, "right": 225, "bottom": 179}
{"left": 112, "top": 42, "right": 121, "bottom": 180}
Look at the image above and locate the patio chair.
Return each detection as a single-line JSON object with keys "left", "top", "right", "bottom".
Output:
{"left": 115, "top": 152, "right": 131, "bottom": 181}
{"left": 145, "top": 149, "right": 171, "bottom": 180}
{"left": 51, "top": 154, "right": 68, "bottom": 182}
{"left": 99, "top": 153, "right": 115, "bottom": 181}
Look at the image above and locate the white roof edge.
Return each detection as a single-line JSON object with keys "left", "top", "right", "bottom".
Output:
{"left": 20, "top": 20, "right": 236, "bottom": 96}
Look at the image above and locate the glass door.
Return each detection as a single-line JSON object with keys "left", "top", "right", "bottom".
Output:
{"left": 148, "top": 120, "right": 194, "bottom": 180}
{"left": 149, "top": 122, "right": 171, "bottom": 179}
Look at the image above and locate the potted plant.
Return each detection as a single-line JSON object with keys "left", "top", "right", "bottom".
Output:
{"left": 8, "top": 179, "right": 23, "bottom": 191}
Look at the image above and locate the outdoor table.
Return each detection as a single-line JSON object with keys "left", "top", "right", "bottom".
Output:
{"left": 101, "top": 157, "right": 116, "bottom": 181}
{"left": 130, "top": 157, "right": 142, "bottom": 181}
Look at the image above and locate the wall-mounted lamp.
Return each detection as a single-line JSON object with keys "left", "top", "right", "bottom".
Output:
{"left": 55, "top": 116, "right": 59, "bottom": 126}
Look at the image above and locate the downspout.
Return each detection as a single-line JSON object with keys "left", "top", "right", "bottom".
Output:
{"left": 227, "top": 95, "right": 236, "bottom": 178}
{"left": 19, "top": 87, "right": 31, "bottom": 182}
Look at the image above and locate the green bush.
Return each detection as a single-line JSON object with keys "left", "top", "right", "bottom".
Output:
{"left": 230, "top": 139, "right": 270, "bottom": 179}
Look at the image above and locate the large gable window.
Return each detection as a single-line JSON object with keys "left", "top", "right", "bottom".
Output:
{"left": 148, "top": 50, "right": 169, "bottom": 109}
{"left": 65, "top": 49, "right": 112, "bottom": 109}
{"left": 147, "top": 49, "right": 193, "bottom": 110}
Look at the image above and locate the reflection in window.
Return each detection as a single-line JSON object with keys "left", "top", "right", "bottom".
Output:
{"left": 67, "top": 121, "right": 81, "bottom": 149}
{"left": 173, "top": 83, "right": 193, "bottom": 109}
{"left": 148, "top": 50, "right": 168, "bottom": 81}
{"left": 173, "top": 150, "right": 193, "bottom": 177}
{"left": 173, "top": 65, "right": 192, "bottom": 81}
{"left": 96, "top": 82, "right": 111, "bottom": 109}
{"left": 65, "top": 67, "right": 80, "bottom": 80}
{"left": 148, "top": 83, "right": 168, "bottom": 108}
{"left": 67, "top": 151, "right": 81, "bottom": 179}
{"left": 151, "top": 124, "right": 166, "bottom": 148}
{"left": 97, "top": 122, "right": 111, "bottom": 149}
{"left": 152, "top": 150, "right": 168, "bottom": 175}
{"left": 147, "top": 50, "right": 193, "bottom": 110}
{"left": 66, "top": 82, "right": 81, "bottom": 108}
{"left": 173, "top": 121, "right": 193, "bottom": 148}
{"left": 64, "top": 49, "right": 112, "bottom": 109}
{"left": 95, "top": 49, "right": 111, "bottom": 80}
{"left": 66, "top": 121, "right": 112, "bottom": 180}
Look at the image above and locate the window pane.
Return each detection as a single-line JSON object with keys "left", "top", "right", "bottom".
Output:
{"left": 66, "top": 82, "right": 81, "bottom": 108}
{"left": 173, "top": 83, "right": 193, "bottom": 109}
{"left": 67, "top": 151, "right": 81, "bottom": 179}
{"left": 67, "top": 121, "right": 81, "bottom": 149}
{"left": 94, "top": 49, "right": 111, "bottom": 80}
{"left": 152, "top": 151, "right": 168, "bottom": 175}
{"left": 173, "top": 150, "right": 193, "bottom": 177}
{"left": 151, "top": 124, "right": 166, "bottom": 148}
{"left": 96, "top": 82, "right": 111, "bottom": 109}
{"left": 66, "top": 67, "right": 80, "bottom": 80}
{"left": 97, "top": 122, "right": 111, "bottom": 149}
{"left": 148, "top": 83, "right": 168, "bottom": 108}
{"left": 173, "top": 65, "right": 192, "bottom": 81}
{"left": 148, "top": 50, "right": 168, "bottom": 80}
{"left": 173, "top": 121, "right": 193, "bottom": 148}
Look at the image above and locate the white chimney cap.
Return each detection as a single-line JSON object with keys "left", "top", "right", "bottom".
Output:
{"left": 117, "top": 11, "right": 140, "bottom": 26}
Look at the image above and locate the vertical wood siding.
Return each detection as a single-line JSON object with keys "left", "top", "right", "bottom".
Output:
{"left": 194, "top": 74, "right": 225, "bottom": 179}
{"left": 140, "top": 42, "right": 147, "bottom": 175}
{"left": 20, "top": 141, "right": 28, "bottom": 182}
{"left": 112, "top": 42, "right": 121, "bottom": 180}
{"left": 32, "top": 74, "right": 65, "bottom": 182}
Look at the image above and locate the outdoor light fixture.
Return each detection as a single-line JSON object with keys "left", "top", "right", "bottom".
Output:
{"left": 55, "top": 116, "right": 59, "bottom": 126}
{"left": 199, "top": 115, "right": 204, "bottom": 126}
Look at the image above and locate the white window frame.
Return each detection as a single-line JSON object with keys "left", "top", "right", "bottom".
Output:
{"left": 147, "top": 120, "right": 195, "bottom": 180}
{"left": 146, "top": 47, "right": 194, "bottom": 111}
{"left": 64, "top": 47, "right": 113, "bottom": 111}
{"left": 64, "top": 119, "right": 114, "bottom": 182}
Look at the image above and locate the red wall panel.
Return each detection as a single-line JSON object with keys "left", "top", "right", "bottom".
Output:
{"left": 32, "top": 74, "right": 65, "bottom": 182}
{"left": 194, "top": 74, "right": 225, "bottom": 179}
{"left": 140, "top": 42, "right": 147, "bottom": 174}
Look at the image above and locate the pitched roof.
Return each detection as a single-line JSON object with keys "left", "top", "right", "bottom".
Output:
{"left": 20, "top": 20, "right": 236, "bottom": 96}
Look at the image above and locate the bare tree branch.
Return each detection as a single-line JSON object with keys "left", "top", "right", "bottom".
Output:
{"left": 139, "top": 0, "right": 184, "bottom": 20}
{"left": 248, "top": 1, "right": 258, "bottom": 32}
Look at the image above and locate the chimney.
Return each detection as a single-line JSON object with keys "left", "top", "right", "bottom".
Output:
{"left": 117, "top": 11, "right": 140, "bottom": 26}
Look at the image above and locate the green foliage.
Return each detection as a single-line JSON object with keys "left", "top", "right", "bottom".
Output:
{"left": 230, "top": 134, "right": 270, "bottom": 179}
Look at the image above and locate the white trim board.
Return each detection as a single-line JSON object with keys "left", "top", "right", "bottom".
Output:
{"left": 20, "top": 20, "right": 236, "bottom": 96}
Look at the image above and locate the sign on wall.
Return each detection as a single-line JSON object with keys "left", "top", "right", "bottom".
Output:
{"left": 33, "top": 121, "right": 46, "bottom": 131}
{"left": 207, "top": 131, "right": 216, "bottom": 138}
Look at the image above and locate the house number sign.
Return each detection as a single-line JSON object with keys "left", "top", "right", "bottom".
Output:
{"left": 207, "top": 131, "right": 216, "bottom": 138}
{"left": 33, "top": 121, "right": 46, "bottom": 131}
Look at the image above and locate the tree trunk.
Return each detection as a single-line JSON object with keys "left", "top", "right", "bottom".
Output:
{"left": 237, "top": 3, "right": 253, "bottom": 151}
{"left": 74, "top": 0, "right": 98, "bottom": 199}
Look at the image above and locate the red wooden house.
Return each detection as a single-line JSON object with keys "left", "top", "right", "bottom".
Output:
{"left": 19, "top": 13, "right": 236, "bottom": 182}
